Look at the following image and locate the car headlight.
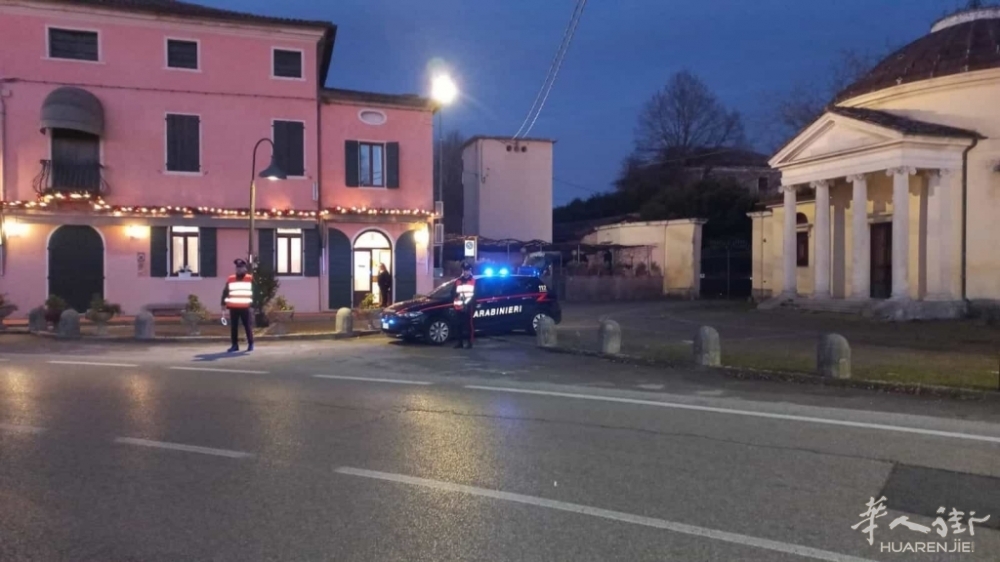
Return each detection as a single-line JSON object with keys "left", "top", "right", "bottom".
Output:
{"left": 399, "top": 311, "right": 424, "bottom": 318}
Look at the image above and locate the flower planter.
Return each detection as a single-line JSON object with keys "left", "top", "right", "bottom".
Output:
{"left": 0, "top": 304, "right": 17, "bottom": 331}
{"left": 86, "top": 310, "right": 114, "bottom": 336}
{"left": 266, "top": 310, "right": 294, "bottom": 336}
{"left": 181, "top": 311, "right": 205, "bottom": 336}
{"left": 45, "top": 309, "right": 66, "bottom": 330}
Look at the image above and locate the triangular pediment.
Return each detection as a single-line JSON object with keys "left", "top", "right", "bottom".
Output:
{"left": 770, "top": 113, "right": 903, "bottom": 168}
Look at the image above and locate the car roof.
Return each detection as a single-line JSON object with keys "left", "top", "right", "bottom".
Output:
{"left": 473, "top": 274, "right": 538, "bottom": 280}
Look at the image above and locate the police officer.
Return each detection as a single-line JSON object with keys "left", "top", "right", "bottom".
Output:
{"left": 452, "top": 261, "right": 476, "bottom": 349}
{"left": 221, "top": 258, "right": 255, "bottom": 353}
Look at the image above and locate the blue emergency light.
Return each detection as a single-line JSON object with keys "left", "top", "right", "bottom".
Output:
{"left": 499, "top": 268, "right": 509, "bottom": 276}
{"left": 484, "top": 267, "right": 494, "bottom": 277}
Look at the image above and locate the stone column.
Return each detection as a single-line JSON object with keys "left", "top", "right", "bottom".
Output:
{"left": 811, "top": 180, "right": 831, "bottom": 299}
{"left": 925, "top": 169, "right": 954, "bottom": 300}
{"left": 888, "top": 167, "right": 916, "bottom": 299}
{"left": 782, "top": 185, "right": 798, "bottom": 296}
{"left": 849, "top": 174, "right": 870, "bottom": 300}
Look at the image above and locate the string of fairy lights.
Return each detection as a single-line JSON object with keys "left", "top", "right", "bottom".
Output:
{"left": 1, "top": 193, "right": 436, "bottom": 219}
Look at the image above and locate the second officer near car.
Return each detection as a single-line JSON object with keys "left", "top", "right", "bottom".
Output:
{"left": 451, "top": 262, "right": 476, "bottom": 349}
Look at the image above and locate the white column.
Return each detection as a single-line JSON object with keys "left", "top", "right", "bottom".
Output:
{"left": 811, "top": 180, "right": 831, "bottom": 298}
{"left": 782, "top": 185, "right": 798, "bottom": 296}
{"left": 849, "top": 174, "right": 870, "bottom": 299}
{"left": 888, "top": 167, "right": 916, "bottom": 299}
{"left": 926, "top": 169, "right": 954, "bottom": 300}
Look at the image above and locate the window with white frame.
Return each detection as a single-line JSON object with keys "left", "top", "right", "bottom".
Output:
{"left": 276, "top": 228, "right": 303, "bottom": 275}
{"left": 170, "top": 226, "right": 200, "bottom": 275}
{"left": 359, "top": 142, "right": 385, "bottom": 187}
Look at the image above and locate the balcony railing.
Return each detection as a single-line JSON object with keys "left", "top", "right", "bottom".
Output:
{"left": 33, "top": 160, "right": 109, "bottom": 198}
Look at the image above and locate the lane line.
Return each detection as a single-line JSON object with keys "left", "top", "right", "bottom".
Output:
{"left": 48, "top": 360, "right": 138, "bottom": 368}
{"left": 465, "top": 386, "right": 1000, "bottom": 445}
{"left": 313, "top": 374, "right": 432, "bottom": 385}
{"left": 336, "top": 467, "right": 875, "bottom": 562}
{"left": 114, "top": 437, "right": 253, "bottom": 458}
{"left": 0, "top": 423, "right": 45, "bottom": 434}
{"left": 0, "top": 358, "right": 10, "bottom": 362}
{"left": 169, "top": 366, "right": 269, "bottom": 375}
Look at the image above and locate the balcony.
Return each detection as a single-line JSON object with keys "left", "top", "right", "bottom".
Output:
{"left": 33, "top": 160, "right": 109, "bottom": 199}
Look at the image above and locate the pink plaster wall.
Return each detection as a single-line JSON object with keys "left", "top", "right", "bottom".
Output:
{"left": 320, "top": 103, "right": 434, "bottom": 211}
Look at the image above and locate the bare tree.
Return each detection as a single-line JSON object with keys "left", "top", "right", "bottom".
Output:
{"left": 633, "top": 70, "right": 746, "bottom": 162}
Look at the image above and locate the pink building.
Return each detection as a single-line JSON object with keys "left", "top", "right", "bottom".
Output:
{"left": 0, "top": 0, "right": 436, "bottom": 316}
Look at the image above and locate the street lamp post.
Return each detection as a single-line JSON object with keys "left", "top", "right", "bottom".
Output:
{"left": 248, "top": 138, "right": 287, "bottom": 265}
{"left": 431, "top": 74, "right": 458, "bottom": 273}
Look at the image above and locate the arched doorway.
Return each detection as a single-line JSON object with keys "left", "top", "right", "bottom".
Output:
{"left": 353, "top": 230, "right": 392, "bottom": 307}
{"left": 48, "top": 225, "right": 104, "bottom": 312}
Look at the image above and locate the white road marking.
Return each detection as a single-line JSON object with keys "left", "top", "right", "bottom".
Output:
{"left": 47, "top": 360, "right": 138, "bottom": 368}
{"left": 169, "top": 366, "right": 269, "bottom": 375}
{"left": 0, "top": 358, "right": 10, "bottom": 362}
{"left": 114, "top": 437, "right": 253, "bottom": 458}
{"left": 465, "top": 386, "right": 1000, "bottom": 445}
{"left": 312, "top": 374, "right": 432, "bottom": 385}
{"left": 336, "top": 467, "right": 875, "bottom": 562}
{"left": 0, "top": 423, "right": 45, "bottom": 434}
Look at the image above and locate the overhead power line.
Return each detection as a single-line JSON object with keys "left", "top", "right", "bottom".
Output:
{"left": 512, "top": 0, "right": 588, "bottom": 139}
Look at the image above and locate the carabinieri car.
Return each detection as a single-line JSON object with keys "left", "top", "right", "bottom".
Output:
{"left": 380, "top": 272, "right": 561, "bottom": 345}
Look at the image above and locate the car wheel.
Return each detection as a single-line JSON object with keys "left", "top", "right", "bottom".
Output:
{"left": 527, "top": 313, "right": 551, "bottom": 335}
{"left": 424, "top": 319, "right": 451, "bottom": 345}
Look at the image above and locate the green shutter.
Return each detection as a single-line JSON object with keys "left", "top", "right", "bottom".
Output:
{"left": 386, "top": 142, "right": 400, "bottom": 189}
{"left": 199, "top": 227, "right": 217, "bottom": 277}
{"left": 150, "top": 226, "right": 168, "bottom": 278}
{"left": 345, "top": 140, "right": 360, "bottom": 187}
{"left": 327, "top": 228, "right": 352, "bottom": 309}
{"left": 304, "top": 226, "right": 320, "bottom": 277}
{"left": 257, "top": 228, "right": 275, "bottom": 271}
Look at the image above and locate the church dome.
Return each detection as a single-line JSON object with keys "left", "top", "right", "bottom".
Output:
{"left": 835, "top": 7, "right": 1000, "bottom": 102}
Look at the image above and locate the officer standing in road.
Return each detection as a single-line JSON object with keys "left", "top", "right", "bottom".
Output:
{"left": 221, "top": 258, "right": 255, "bottom": 353}
{"left": 452, "top": 261, "right": 476, "bottom": 349}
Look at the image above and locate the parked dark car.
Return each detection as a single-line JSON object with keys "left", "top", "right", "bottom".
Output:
{"left": 380, "top": 274, "right": 561, "bottom": 345}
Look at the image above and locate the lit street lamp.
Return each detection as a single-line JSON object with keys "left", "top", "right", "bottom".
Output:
{"left": 248, "top": 138, "right": 287, "bottom": 265}
{"left": 431, "top": 73, "right": 458, "bottom": 272}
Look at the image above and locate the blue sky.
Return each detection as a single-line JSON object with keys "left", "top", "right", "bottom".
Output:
{"left": 217, "top": 0, "right": 972, "bottom": 205}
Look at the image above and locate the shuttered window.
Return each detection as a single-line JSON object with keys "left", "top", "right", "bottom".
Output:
{"left": 273, "top": 120, "right": 305, "bottom": 177}
{"left": 48, "top": 28, "right": 98, "bottom": 61}
{"left": 273, "top": 49, "right": 303, "bottom": 79}
{"left": 167, "top": 39, "right": 198, "bottom": 70}
{"left": 166, "top": 114, "right": 200, "bottom": 173}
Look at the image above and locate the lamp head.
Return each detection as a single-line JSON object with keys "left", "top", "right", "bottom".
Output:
{"left": 431, "top": 74, "right": 458, "bottom": 105}
{"left": 259, "top": 156, "right": 287, "bottom": 181}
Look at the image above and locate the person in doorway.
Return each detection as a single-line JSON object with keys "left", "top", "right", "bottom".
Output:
{"left": 221, "top": 258, "right": 255, "bottom": 353}
{"left": 377, "top": 264, "right": 392, "bottom": 307}
{"left": 451, "top": 261, "right": 476, "bottom": 349}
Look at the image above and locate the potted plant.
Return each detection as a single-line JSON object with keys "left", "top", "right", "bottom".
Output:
{"left": 0, "top": 294, "right": 17, "bottom": 331}
{"left": 85, "top": 294, "right": 122, "bottom": 336}
{"left": 181, "top": 294, "right": 211, "bottom": 336}
{"left": 265, "top": 295, "right": 295, "bottom": 335}
{"left": 44, "top": 295, "right": 69, "bottom": 329}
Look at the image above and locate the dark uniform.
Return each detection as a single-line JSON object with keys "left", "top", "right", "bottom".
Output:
{"left": 452, "top": 264, "right": 476, "bottom": 349}
{"left": 221, "top": 258, "right": 255, "bottom": 352}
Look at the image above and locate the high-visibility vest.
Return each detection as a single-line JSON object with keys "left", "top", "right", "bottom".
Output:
{"left": 225, "top": 274, "right": 254, "bottom": 309}
{"left": 454, "top": 277, "right": 475, "bottom": 310}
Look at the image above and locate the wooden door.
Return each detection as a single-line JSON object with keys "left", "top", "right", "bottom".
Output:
{"left": 870, "top": 223, "right": 892, "bottom": 299}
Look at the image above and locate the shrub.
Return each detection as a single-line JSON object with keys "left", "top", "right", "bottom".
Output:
{"left": 270, "top": 295, "right": 294, "bottom": 312}
{"left": 183, "top": 294, "right": 211, "bottom": 321}
{"left": 252, "top": 265, "right": 279, "bottom": 311}
{"left": 635, "top": 262, "right": 649, "bottom": 277}
{"left": 87, "top": 294, "right": 122, "bottom": 318}
{"left": 360, "top": 293, "right": 378, "bottom": 309}
{"left": 650, "top": 262, "right": 663, "bottom": 276}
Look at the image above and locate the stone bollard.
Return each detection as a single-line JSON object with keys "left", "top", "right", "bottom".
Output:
{"left": 134, "top": 311, "right": 155, "bottom": 340}
{"left": 28, "top": 307, "right": 46, "bottom": 333}
{"left": 335, "top": 307, "right": 354, "bottom": 335}
{"left": 57, "top": 309, "right": 81, "bottom": 339}
{"left": 817, "top": 333, "right": 851, "bottom": 379}
{"left": 693, "top": 326, "right": 721, "bottom": 367}
{"left": 598, "top": 319, "right": 622, "bottom": 355}
{"left": 536, "top": 316, "right": 557, "bottom": 348}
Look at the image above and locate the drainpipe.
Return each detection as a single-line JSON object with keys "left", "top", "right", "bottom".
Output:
{"left": 961, "top": 137, "right": 979, "bottom": 302}
{"left": 0, "top": 79, "right": 8, "bottom": 277}
{"left": 316, "top": 86, "right": 324, "bottom": 312}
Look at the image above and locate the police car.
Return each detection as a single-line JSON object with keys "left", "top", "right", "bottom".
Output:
{"left": 380, "top": 269, "right": 561, "bottom": 345}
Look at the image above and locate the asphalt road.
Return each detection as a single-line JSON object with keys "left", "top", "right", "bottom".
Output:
{"left": 1, "top": 336, "right": 999, "bottom": 561}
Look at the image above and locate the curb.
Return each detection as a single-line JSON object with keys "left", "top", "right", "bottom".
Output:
{"left": 23, "top": 330, "right": 383, "bottom": 344}
{"left": 492, "top": 336, "right": 1000, "bottom": 401}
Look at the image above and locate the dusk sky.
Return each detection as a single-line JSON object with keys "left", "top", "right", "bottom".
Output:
{"left": 214, "top": 0, "right": 971, "bottom": 205}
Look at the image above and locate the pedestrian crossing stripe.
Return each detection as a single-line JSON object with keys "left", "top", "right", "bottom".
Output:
{"left": 473, "top": 305, "right": 523, "bottom": 319}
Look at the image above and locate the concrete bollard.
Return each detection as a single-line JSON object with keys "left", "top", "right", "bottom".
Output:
{"left": 598, "top": 319, "right": 622, "bottom": 355}
{"left": 693, "top": 326, "right": 721, "bottom": 367}
{"left": 335, "top": 307, "right": 354, "bottom": 335}
{"left": 536, "top": 316, "right": 557, "bottom": 348}
{"left": 134, "top": 311, "right": 155, "bottom": 340}
{"left": 817, "top": 333, "right": 851, "bottom": 379}
{"left": 57, "top": 309, "right": 81, "bottom": 339}
{"left": 28, "top": 307, "right": 46, "bottom": 333}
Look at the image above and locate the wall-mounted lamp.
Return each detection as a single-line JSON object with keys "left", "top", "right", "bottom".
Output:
{"left": 413, "top": 227, "right": 430, "bottom": 247}
{"left": 2, "top": 218, "right": 27, "bottom": 239}
{"left": 126, "top": 225, "right": 149, "bottom": 240}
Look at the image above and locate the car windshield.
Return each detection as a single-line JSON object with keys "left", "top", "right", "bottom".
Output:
{"left": 427, "top": 280, "right": 456, "bottom": 300}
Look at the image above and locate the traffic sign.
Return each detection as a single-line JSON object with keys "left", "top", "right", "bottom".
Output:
{"left": 464, "top": 238, "right": 477, "bottom": 258}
